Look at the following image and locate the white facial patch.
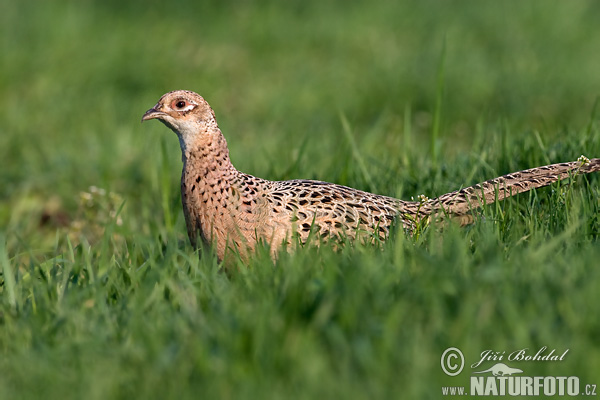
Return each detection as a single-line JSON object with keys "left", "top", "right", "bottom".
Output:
{"left": 179, "top": 104, "right": 196, "bottom": 112}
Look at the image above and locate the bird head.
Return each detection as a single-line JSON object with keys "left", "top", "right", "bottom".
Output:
{"left": 142, "top": 90, "right": 218, "bottom": 148}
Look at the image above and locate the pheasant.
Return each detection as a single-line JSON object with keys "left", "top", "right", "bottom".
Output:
{"left": 142, "top": 90, "right": 600, "bottom": 261}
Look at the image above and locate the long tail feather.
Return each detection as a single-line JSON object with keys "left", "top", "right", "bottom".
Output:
{"left": 427, "top": 157, "right": 600, "bottom": 224}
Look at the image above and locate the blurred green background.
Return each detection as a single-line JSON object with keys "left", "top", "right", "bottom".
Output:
{"left": 2, "top": 1, "right": 600, "bottom": 399}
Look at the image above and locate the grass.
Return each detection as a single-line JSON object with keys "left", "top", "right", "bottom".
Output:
{"left": 2, "top": 0, "right": 600, "bottom": 398}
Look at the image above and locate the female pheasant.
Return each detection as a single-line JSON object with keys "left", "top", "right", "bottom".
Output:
{"left": 142, "top": 90, "right": 600, "bottom": 261}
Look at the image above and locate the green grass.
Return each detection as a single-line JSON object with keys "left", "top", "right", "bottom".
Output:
{"left": 2, "top": 1, "right": 600, "bottom": 399}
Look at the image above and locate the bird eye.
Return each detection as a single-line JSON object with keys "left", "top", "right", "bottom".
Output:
{"left": 171, "top": 99, "right": 195, "bottom": 112}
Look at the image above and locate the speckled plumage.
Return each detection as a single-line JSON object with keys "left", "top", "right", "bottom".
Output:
{"left": 142, "top": 90, "right": 600, "bottom": 261}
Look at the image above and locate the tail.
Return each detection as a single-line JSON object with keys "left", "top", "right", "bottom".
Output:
{"left": 472, "top": 369, "right": 492, "bottom": 374}
{"left": 427, "top": 157, "right": 600, "bottom": 225}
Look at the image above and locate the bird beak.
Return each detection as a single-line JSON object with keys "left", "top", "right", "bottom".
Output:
{"left": 141, "top": 107, "right": 167, "bottom": 123}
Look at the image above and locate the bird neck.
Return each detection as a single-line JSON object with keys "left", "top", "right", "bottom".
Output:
{"left": 180, "top": 126, "right": 237, "bottom": 178}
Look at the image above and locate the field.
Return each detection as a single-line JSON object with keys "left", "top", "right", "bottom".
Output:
{"left": 2, "top": 1, "right": 600, "bottom": 398}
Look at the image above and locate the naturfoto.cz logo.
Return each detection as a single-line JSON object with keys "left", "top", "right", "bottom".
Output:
{"left": 440, "top": 347, "right": 598, "bottom": 397}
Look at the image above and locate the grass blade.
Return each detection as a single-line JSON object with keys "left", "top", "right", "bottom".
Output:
{"left": 1, "top": 235, "right": 17, "bottom": 311}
